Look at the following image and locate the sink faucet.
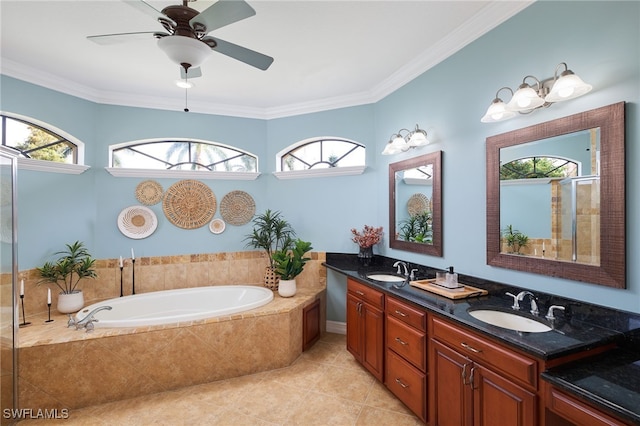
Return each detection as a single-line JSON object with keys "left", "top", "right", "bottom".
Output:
{"left": 545, "top": 305, "right": 565, "bottom": 321}
{"left": 68, "top": 305, "right": 112, "bottom": 332}
{"left": 393, "top": 261, "right": 415, "bottom": 288}
{"left": 505, "top": 291, "right": 539, "bottom": 315}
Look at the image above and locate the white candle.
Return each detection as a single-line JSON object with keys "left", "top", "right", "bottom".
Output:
{"left": 131, "top": 248, "right": 135, "bottom": 260}
{"left": 20, "top": 279, "right": 24, "bottom": 296}
{"left": 542, "top": 242, "right": 546, "bottom": 251}
{"left": 47, "top": 288, "right": 51, "bottom": 304}
{"left": 119, "top": 255, "right": 123, "bottom": 268}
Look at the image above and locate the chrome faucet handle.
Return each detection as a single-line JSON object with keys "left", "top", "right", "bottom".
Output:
{"left": 505, "top": 292, "right": 520, "bottom": 310}
{"left": 67, "top": 314, "right": 76, "bottom": 328}
{"left": 545, "top": 305, "right": 565, "bottom": 321}
{"left": 410, "top": 269, "right": 418, "bottom": 281}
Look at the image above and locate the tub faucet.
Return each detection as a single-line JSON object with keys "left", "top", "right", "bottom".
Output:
{"left": 505, "top": 291, "right": 539, "bottom": 315}
{"left": 68, "top": 306, "right": 112, "bottom": 332}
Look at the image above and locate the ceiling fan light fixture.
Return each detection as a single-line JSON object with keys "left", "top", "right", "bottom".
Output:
{"left": 158, "top": 35, "right": 211, "bottom": 69}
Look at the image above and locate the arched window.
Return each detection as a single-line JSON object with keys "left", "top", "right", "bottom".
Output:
{"left": 275, "top": 137, "right": 366, "bottom": 179}
{"left": 0, "top": 113, "right": 87, "bottom": 174}
{"left": 107, "top": 139, "right": 259, "bottom": 180}
{"left": 500, "top": 156, "right": 579, "bottom": 180}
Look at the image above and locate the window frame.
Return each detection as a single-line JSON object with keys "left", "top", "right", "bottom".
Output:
{"left": 273, "top": 136, "right": 366, "bottom": 180}
{"left": 0, "top": 112, "right": 89, "bottom": 174}
{"left": 106, "top": 138, "right": 260, "bottom": 180}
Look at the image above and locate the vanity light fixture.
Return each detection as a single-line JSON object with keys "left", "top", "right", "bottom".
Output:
{"left": 481, "top": 62, "right": 592, "bottom": 123}
{"left": 381, "top": 124, "right": 429, "bottom": 155}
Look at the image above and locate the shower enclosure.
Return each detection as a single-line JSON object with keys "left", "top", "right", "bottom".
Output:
{"left": 0, "top": 147, "right": 18, "bottom": 425}
{"left": 556, "top": 176, "right": 600, "bottom": 265}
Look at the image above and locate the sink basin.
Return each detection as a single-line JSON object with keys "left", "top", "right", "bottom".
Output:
{"left": 468, "top": 309, "right": 552, "bottom": 333}
{"left": 366, "top": 273, "right": 405, "bottom": 283}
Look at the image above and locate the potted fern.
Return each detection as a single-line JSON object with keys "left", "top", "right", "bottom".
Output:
{"left": 244, "top": 209, "right": 295, "bottom": 290}
{"left": 271, "top": 238, "right": 313, "bottom": 297}
{"left": 37, "top": 241, "right": 97, "bottom": 313}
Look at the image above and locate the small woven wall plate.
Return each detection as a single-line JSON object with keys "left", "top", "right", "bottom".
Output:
{"left": 220, "top": 190, "right": 256, "bottom": 226}
{"left": 407, "top": 193, "right": 430, "bottom": 216}
{"left": 117, "top": 205, "right": 158, "bottom": 239}
{"left": 135, "top": 180, "right": 164, "bottom": 205}
{"left": 162, "top": 179, "right": 216, "bottom": 229}
{"left": 209, "top": 218, "right": 226, "bottom": 234}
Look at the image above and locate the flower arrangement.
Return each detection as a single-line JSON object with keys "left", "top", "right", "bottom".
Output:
{"left": 351, "top": 225, "right": 384, "bottom": 248}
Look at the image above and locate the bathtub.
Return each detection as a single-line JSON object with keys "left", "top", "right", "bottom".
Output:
{"left": 76, "top": 285, "right": 274, "bottom": 328}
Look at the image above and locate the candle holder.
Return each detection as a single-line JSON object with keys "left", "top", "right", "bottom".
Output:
{"left": 120, "top": 265, "right": 124, "bottom": 297}
{"left": 131, "top": 258, "right": 136, "bottom": 295}
{"left": 19, "top": 294, "right": 31, "bottom": 327}
{"left": 45, "top": 302, "right": 53, "bottom": 323}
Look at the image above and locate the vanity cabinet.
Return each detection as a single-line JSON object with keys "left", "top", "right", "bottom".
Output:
{"left": 544, "top": 383, "right": 630, "bottom": 426}
{"left": 346, "top": 278, "right": 384, "bottom": 381}
{"left": 429, "top": 314, "right": 537, "bottom": 426}
{"left": 385, "top": 296, "right": 427, "bottom": 422}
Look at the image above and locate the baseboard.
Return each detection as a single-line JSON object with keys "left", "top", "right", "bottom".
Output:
{"left": 326, "top": 320, "right": 346, "bottom": 335}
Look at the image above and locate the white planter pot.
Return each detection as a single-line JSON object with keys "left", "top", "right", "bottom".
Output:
{"left": 57, "top": 290, "right": 84, "bottom": 314}
{"left": 278, "top": 279, "right": 297, "bottom": 298}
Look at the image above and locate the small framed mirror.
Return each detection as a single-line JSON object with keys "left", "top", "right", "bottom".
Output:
{"left": 389, "top": 151, "right": 442, "bottom": 257}
{"left": 486, "top": 102, "right": 625, "bottom": 288}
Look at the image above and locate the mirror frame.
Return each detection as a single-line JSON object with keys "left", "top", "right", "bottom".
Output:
{"left": 486, "top": 102, "right": 625, "bottom": 288}
{"left": 389, "top": 151, "right": 443, "bottom": 257}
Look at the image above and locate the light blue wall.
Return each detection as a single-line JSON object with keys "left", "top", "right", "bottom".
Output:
{"left": 1, "top": 1, "right": 638, "bottom": 320}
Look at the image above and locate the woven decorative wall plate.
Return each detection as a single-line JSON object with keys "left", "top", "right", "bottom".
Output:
{"left": 117, "top": 205, "right": 158, "bottom": 239}
{"left": 162, "top": 180, "right": 216, "bottom": 229}
{"left": 135, "top": 180, "right": 164, "bottom": 205}
{"left": 407, "top": 193, "right": 430, "bottom": 216}
{"left": 220, "top": 190, "right": 256, "bottom": 226}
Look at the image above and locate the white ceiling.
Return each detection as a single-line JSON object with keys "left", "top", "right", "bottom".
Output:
{"left": 0, "top": 0, "right": 533, "bottom": 119}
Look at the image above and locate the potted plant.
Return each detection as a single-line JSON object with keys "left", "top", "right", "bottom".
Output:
{"left": 271, "top": 238, "right": 313, "bottom": 297}
{"left": 502, "top": 225, "right": 529, "bottom": 254}
{"left": 351, "top": 225, "right": 383, "bottom": 265}
{"left": 244, "top": 209, "right": 295, "bottom": 290}
{"left": 37, "top": 240, "right": 97, "bottom": 313}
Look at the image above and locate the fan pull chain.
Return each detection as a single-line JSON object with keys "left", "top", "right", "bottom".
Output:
{"left": 184, "top": 75, "right": 189, "bottom": 112}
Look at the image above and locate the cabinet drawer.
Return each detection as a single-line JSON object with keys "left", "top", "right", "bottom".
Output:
{"left": 546, "top": 385, "right": 628, "bottom": 426}
{"left": 386, "top": 349, "right": 426, "bottom": 422}
{"left": 347, "top": 278, "right": 384, "bottom": 310}
{"left": 387, "top": 297, "right": 426, "bottom": 332}
{"left": 431, "top": 315, "right": 537, "bottom": 389}
{"left": 386, "top": 315, "right": 426, "bottom": 371}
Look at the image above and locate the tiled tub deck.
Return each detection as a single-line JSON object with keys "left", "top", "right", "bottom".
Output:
{"left": 18, "top": 288, "right": 325, "bottom": 411}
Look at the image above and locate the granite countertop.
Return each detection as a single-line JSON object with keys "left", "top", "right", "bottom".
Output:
{"left": 324, "top": 252, "right": 640, "bottom": 424}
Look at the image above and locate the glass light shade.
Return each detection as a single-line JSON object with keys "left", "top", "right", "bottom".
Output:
{"left": 506, "top": 84, "right": 545, "bottom": 112}
{"left": 175, "top": 80, "right": 194, "bottom": 89}
{"left": 158, "top": 35, "right": 211, "bottom": 69}
{"left": 408, "top": 129, "right": 429, "bottom": 147}
{"left": 481, "top": 99, "right": 516, "bottom": 123}
{"left": 382, "top": 141, "right": 401, "bottom": 155}
{"left": 545, "top": 72, "right": 592, "bottom": 103}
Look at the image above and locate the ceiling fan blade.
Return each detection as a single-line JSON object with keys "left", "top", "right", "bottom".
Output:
{"left": 207, "top": 37, "right": 273, "bottom": 71}
{"left": 87, "top": 31, "right": 164, "bottom": 45}
{"left": 123, "top": 0, "right": 175, "bottom": 26}
{"left": 180, "top": 67, "right": 203, "bottom": 79}
{"left": 190, "top": 0, "right": 256, "bottom": 33}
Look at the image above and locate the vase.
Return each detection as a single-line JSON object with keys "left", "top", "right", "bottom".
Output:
{"left": 357, "top": 246, "right": 374, "bottom": 266}
{"left": 57, "top": 290, "right": 84, "bottom": 314}
{"left": 278, "top": 279, "right": 297, "bottom": 297}
{"left": 264, "top": 267, "right": 280, "bottom": 291}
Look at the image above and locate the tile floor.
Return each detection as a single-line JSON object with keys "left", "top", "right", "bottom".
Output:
{"left": 21, "top": 333, "right": 423, "bottom": 425}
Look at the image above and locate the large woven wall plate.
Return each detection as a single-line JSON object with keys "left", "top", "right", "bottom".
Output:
{"left": 117, "top": 205, "right": 158, "bottom": 239}
{"left": 163, "top": 180, "right": 216, "bottom": 229}
{"left": 220, "top": 190, "right": 256, "bottom": 226}
{"left": 135, "top": 180, "right": 163, "bottom": 205}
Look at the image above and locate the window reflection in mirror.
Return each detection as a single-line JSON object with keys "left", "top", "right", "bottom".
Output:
{"left": 389, "top": 152, "right": 442, "bottom": 257}
{"left": 499, "top": 128, "right": 601, "bottom": 266}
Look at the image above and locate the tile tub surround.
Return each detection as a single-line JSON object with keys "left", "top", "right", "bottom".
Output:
{"left": 17, "top": 251, "right": 327, "bottom": 317}
{"left": 18, "top": 287, "right": 326, "bottom": 411}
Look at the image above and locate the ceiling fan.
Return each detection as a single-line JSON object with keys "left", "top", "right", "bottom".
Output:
{"left": 87, "top": 0, "right": 274, "bottom": 78}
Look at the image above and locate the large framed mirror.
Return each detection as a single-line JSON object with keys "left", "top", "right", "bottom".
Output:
{"left": 486, "top": 102, "right": 625, "bottom": 288}
{"left": 389, "top": 151, "right": 442, "bottom": 257}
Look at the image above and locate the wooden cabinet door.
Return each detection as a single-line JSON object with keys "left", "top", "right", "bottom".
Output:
{"left": 430, "top": 339, "right": 473, "bottom": 426}
{"left": 346, "top": 293, "right": 362, "bottom": 360}
{"left": 473, "top": 364, "right": 536, "bottom": 426}
{"left": 362, "top": 303, "right": 384, "bottom": 381}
